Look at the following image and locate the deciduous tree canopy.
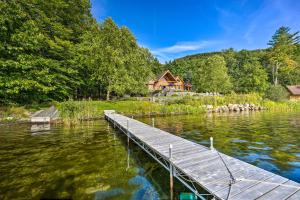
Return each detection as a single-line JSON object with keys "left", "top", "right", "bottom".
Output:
{"left": 0, "top": 1, "right": 299, "bottom": 104}
{"left": 165, "top": 27, "right": 300, "bottom": 94}
{"left": 0, "top": 0, "right": 159, "bottom": 104}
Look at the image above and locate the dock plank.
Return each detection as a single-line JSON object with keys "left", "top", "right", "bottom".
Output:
{"left": 287, "top": 189, "right": 300, "bottom": 200}
{"left": 230, "top": 175, "right": 288, "bottom": 200}
{"left": 104, "top": 111, "right": 300, "bottom": 200}
{"left": 257, "top": 180, "right": 300, "bottom": 200}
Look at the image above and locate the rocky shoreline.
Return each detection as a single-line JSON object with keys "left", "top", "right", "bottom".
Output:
{"left": 204, "top": 104, "right": 265, "bottom": 113}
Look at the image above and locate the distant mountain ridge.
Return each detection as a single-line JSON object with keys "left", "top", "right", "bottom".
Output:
{"left": 174, "top": 48, "right": 267, "bottom": 62}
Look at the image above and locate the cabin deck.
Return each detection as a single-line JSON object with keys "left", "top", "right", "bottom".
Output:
{"left": 104, "top": 110, "right": 300, "bottom": 200}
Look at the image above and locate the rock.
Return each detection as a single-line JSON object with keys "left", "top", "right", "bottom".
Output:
{"left": 221, "top": 106, "right": 227, "bottom": 112}
{"left": 204, "top": 103, "right": 264, "bottom": 113}
{"left": 206, "top": 105, "right": 214, "bottom": 109}
{"left": 5, "top": 117, "right": 14, "bottom": 120}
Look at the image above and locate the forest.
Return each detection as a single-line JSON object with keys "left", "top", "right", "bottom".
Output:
{"left": 165, "top": 28, "right": 300, "bottom": 96}
{"left": 0, "top": 0, "right": 160, "bottom": 104}
{"left": 0, "top": 0, "right": 299, "bottom": 105}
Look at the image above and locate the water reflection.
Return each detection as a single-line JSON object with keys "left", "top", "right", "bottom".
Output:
{"left": 0, "top": 121, "right": 183, "bottom": 199}
{"left": 2, "top": 111, "right": 298, "bottom": 199}
{"left": 31, "top": 123, "right": 51, "bottom": 134}
{"left": 129, "top": 174, "right": 160, "bottom": 200}
{"left": 139, "top": 111, "right": 300, "bottom": 183}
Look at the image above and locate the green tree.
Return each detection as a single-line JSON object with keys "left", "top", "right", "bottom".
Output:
{"left": 233, "top": 50, "right": 269, "bottom": 93}
{"left": 267, "top": 27, "right": 299, "bottom": 85}
{"left": 222, "top": 48, "right": 238, "bottom": 77}
{"left": 165, "top": 59, "right": 196, "bottom": 83}
{"left": 0, "top": 0, "right": 93, "bottom": 104}
{"left": 286, "top": 44, "right": 300, "bottom": 85}
{"left": 193, "top": 55, "right": 232, "bottom": 93}
{"left": 77, "top": 18, "right": 155, "bottom": 100}
{"left": 264, "top": 85, "right": 289, "bottom": 102}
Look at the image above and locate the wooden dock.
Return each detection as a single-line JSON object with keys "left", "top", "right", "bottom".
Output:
{"left": 31, "top": 106, "right": 58, "bottom": 123}
{"left": 104, "top": 110, "right": 300, "bottom": 200}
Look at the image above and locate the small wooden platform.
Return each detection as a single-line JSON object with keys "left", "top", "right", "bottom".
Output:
{"left": 104, "top": 110, "right": 300, "bottom": 200}
{"left": 30, "top": 106, "right": 58, "bottom": 123}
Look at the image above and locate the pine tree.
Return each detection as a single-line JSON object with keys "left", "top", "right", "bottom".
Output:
{"left": 267, "top": 27, "right": 299, "bottom": 85}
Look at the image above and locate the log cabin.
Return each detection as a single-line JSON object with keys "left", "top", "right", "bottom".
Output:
{"left": 287, "top": 85, "right": 300, "bottom": 101}
{"left": 147, "top": 70, "right": 191, "bottom": 91}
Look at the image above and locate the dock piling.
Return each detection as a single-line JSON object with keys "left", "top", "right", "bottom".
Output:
{"left": 113, "top": 116, "right": 116, "bottom": 128}
{"left": 127, "top": 119, "right": 130, "bottom": 144}
{"left": 104, "top": 110, "right": 300, "bottom": 200}
{"left": 152, "top": 118, "right": 155, "bottom": 127}
{"left": 169, "top": 144, "right": 173, "bottom": 200}
{"left": 210, "top": 137, "right": 214, "bottom": 150}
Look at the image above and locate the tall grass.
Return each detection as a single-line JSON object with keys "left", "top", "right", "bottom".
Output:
{"left": 2, "top": 93, "right": 299, "bottom": 125}
{"left": 58, "top": 100, "right": 102, "bottom": 125}
{"left": 52, "top": 93, "right": 300, "bottom": 125}
{"left": 0, "top": 106, "right": 29, "bottom": 122}
{"left": 58, "top": 100, "right": 206, "bottom": 125}
{"left": 262, "top": 100, "right": 300, "bottom": 111}
{"left": 165, "top": 93, "right": 263, "bottom": 107}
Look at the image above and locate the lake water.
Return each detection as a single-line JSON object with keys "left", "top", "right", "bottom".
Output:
{"left": 0, "top": 111, "right": 299, "bottom": 199}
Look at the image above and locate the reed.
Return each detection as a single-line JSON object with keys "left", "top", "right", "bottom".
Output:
{"left": 5, "top": 93, "right": 297, "bottom": 125}
{"left": 58, "top": 94, "right": 300, "bottom": 125}
{"left": 58, "top": 100, "right": 207, "bottom": 124}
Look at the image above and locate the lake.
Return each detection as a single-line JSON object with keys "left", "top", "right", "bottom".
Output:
{"left": 0, "top": 111, "right": 299, "bottom": 199}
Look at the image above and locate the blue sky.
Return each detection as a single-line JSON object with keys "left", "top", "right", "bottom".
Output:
{"left": 91, "top": 0, "right": 300, "bottom": 63}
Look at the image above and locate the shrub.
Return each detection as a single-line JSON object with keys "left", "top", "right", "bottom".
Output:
{"left": 264, "top": 85, "right": 289, "bottom": 102}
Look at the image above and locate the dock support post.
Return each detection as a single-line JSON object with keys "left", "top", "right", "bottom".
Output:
{"left": 126, "top": 122, "right": 130, "bottom": 171}
{"left": 210, "top": 137, "right": 214, "bottom": 150}
{"left": 113, "top": 115, "right": 115, "bottom": 128}
{"left": 169, "top": 144, "right": 173, "bottom": 200}
{"left": 126, "top": 147, "right": 130, "bottom": 170}
{"left": 127, "top": 119, "right": 130, "bottom": 144}
{"left": 152, "top": 118, "right": 155, "bottom": 127}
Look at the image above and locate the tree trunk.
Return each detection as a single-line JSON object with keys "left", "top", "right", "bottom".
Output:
{"left": 98, "top": 85, "right": 101, "bottom": 100}
{"left": 106, "top": 89, "right": 110, "bottom": 101}
{"left": 274, "top": 75, "right": 278, "bottom": 85}
{"left": 272, "top": 62, "right": 279, "bottom": 86}
{"left": 272, "top": 66, "right": 275, "bottom": 85}
{"left": 274, "top": 62, "right": 279, "bottom": 85}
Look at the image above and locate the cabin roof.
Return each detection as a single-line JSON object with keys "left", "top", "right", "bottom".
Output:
{"left": 287, "top": 85, "right": 300, "bottom": 95}
{"left": 156, "top": 70, "right": 177, "bottom": 82}
{"left": 175, "top": 76, "right": 184, "bottom": 82}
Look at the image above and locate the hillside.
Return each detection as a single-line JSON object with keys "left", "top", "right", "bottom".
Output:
{"left": 164, "top": 46, "right": 300, "bottom": 94}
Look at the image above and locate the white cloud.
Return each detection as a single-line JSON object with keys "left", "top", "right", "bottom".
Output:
{"left": 243, "top": 0, "right": 300, "bottom": 46}
{"left": 149, "top": 40, "right": 222, "bottom": 63}
{"left": 152, "top": 40, "right": 218, "bottom": 54}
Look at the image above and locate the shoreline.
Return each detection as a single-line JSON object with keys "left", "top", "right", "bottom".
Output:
{"left": 1, "top": 95, "right": 300, "bottom": 125}
{"left": 1, "top": 108, "right": 296, "bottom": 126}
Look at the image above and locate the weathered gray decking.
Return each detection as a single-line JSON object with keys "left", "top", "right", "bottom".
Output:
{"left": 104, "top": 110, "right": 300, "bottom": 200}
{"left": 31, "top": 106, "right": 58, "bottom": 123}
